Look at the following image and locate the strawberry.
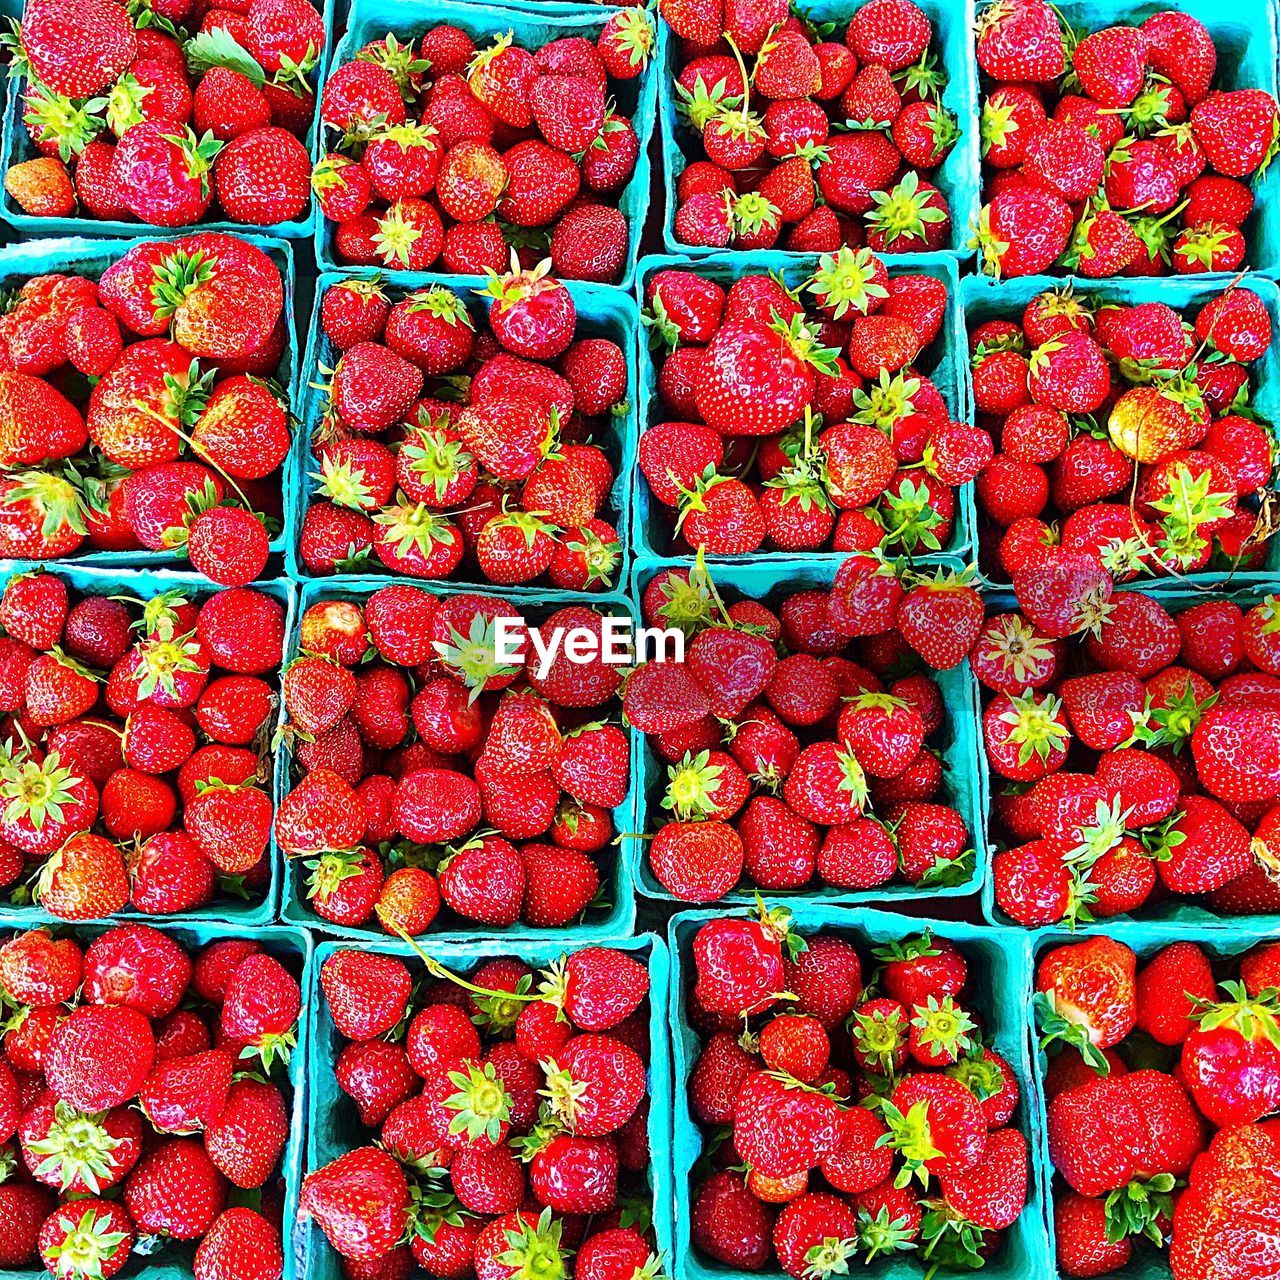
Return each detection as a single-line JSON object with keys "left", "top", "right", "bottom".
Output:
{"left": 214, "top": 126, "right": 311, "bottom": 223}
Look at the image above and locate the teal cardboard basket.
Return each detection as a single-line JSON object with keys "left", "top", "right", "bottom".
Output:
{"left": 0, "top": 233, "right": 299, "bottom": 572}
{"left": 632, "top": 250, "right": 976, "bottom": 569}
{"left": 962, "top": 272, "right": 1280, "bottom": 585}
{"left": 318, "top": 0, "right": 658, "bottom": 287}
{"left": 301, "top": 931, "right": 673, "bottom": 1280}
{"left": 286, "top": 270, "right": 640, "bottom": 595}
{"left": 656, "top": 0, "right": 981, "bottom": 261}
{"left": 277, "top": 574, "right": 639, "bottom": 942}
{"left": 0, "top": 0, "right": 333, "bottom": 240}
{"left": 0, "top": 561, "right": 294, "bottom": 928}
{"left": 668, "top": 904, "right": 1053, "bottom": 1280}
{"left": 970, "top": 0, "right": 1280, "bottom": 280}
{"left": 628, "top": 556, "right": 989, "bottom": 908}
{"left": 0, "top": 918, "right": 312, "bottom": 1280}
{"left": 980, "top": 579, "right": 1280, "bottom": 929}
{"left": 1027, "top": 920, "right": 1280, "bottom": 1280}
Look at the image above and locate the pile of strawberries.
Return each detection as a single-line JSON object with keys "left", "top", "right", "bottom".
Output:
{"left": 0, "top": 236, "right": 290, "bottom": 586}
{"left": 313, "top": 15, "right": 654, "bottom": 282}
{"left": 275, "top": 585, "right": 630, "bottom": 935}
{"left": 972, "top": 282, "right": 1276, "bottom": 581}
{"left": 638, "top": 251, "right": 989, "bottom": 558}
{"left": 973, "top": 2, "right": 1280, "bottom": 277}
{"left": 623, "top": 556, "right": 983, "bottom": 901}
{"left": 0, "top": 572, "right": 284, "bottom": 919}
{"left": 660, "top": 0, "right": 961, "bottom": 253}
{"left": 302, "top": 941, "right": 661, "bottom": 1271}
{"left": 299, "top": 264, "right": 627, "bottom": 590}
{"left": 5, "top": 0, "right": 323, "bottom": 225}
{"left": 685, "top": 910, "right": 1030, "bottom": 1275}
{"left": 1036, "top": 934, "right": 1280, "bottom": 1277}
{"left": 0, "top": 922, "right": 302, "bottom": 1277}
{"left": 979, "top": 581, "right": 1280, "bottom": 924}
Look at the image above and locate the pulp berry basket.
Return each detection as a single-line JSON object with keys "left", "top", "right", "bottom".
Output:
{"left": 1027, "top": 920, "right": 1280, "bottom": 1280}
{"left": 300, "top": 931, "right": 674, "bottom": 1280}
{"left": 968, "top": 0, "right": 1280, "bottom": 280}
{"left": 0, "top": 0, "right": 334, "bottom": 240}
{"left": 0, "top": 233, "right": 299, "bottom": 571}
{"left": 667, "top": 903, "right": 1053, "bottom": 1280}
{"left": 0, "top": 561, "right": 294, "bottom": 927}
{"left": 0, "top": 918, "right": 313, "bottom": 1280}
{"left": 318, "top": 0, "right": 659, "bottom": 286}
{"left": 632, "top": 250, "right": 976, "bottom": 568}
{"left": 276, "top": 574, "right": 640, "bottom": 941}
{"left": 286, "top": 269, "right": 641, "bottom": 594}
{"left": 979, "top": 580, "right": 1280, "bottom": 929}
{"left": 961, "top": 272, "right": 1280, "bottom": 585}
{"left": 628, "top": 556, "right": 989, "bottom": 907}
{"left": 656, "top": 0, "right": 981, "bottom": 260}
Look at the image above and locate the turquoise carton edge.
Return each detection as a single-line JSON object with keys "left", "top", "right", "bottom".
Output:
{"left": 979, "top": 578, "right": 1280, "bottom": 929}
{"left": 631, "top": 249, "right": 977, "bottom": 569}
{"left": 0, "top": 0, "right": 335, "bottom": 240}
{"left": 0, "top": 232, "right": 299, "bottom": 569}
{"left": 285, "top": 269, "right": 640, "bottom": 597}
{"left": 276, "top": 573, "right": 639, "bottom": 943}
{"left": 0, "top": 561, "right": 294, "bottom": 928}
{"left": 316, "top": 0, "right": 658, "bottom": 290}
{"left": 1026, "top": 919, "right": 1280, "bottom": 1280}
{"left": 667, "top": 903, "right": 1053, "bottom": 1280}
{"left": 656, "top": 0, "right": 981, "bottom": 262}
{"left": 960, "top": 272, "right": 1280, "bottom": 584}
{"left": 626, "top": 554, "right": 990, "bottom": 907}
{"left": 299, "top": 931, "right": 674, "bottom": 1280}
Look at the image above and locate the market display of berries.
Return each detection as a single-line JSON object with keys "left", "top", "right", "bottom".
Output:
{"left": 971, "top": 282, "right": 1277, "bottom": 581}
{"left": 301, "top": 939, "right": 664, "bottom": 1271}
{"left": 298, "top": 264, "right": 628, "bottom": 589}
{"left": 626, "top": 556, "right": 982, "bottom": 901}
{"left": 313, "top": 14, "right": 654, "bottom": 282}
{"left": 0, "top": 236, "right": 290, "bottom": 585}
{"left": 659, "top": 0, "right": 965, "bottom": 253}
{"left": 4, "top": 0, "right": 324, "bottom": 226}
{"left": 981, "top": 582, "right": 1280, "bottom": 925}
{"left": 1035, "top": 933, "right": 1280, "bottom": 1277}
{"left": 0, "top": 571, "right": 284, "bottom": 918}
{"left": 638, "top": 251, "right": 989, "bottom": 559}
{"left": 0, "top": 921, "right": 302, "bottom": 1276}
{"left": 276, "top": 585, "right": 631, "bottom": 935}
{"left": 683, "top": 909, "right": 1031, "bottom": 1275}
{"left": 973, "top": 2, "right": 1280, "bottom": 276}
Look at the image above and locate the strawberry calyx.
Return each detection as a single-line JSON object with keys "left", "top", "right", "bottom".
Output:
{"left": 105, "top": 73, "right": 152, "bottom": 137}
{"left": 675, "top": 72, "right": 742, "bottom": 131}
{"left": 731, "top": 191, "right": 779, "bottom": 239}
{"left": 493, "top": 1206, "right": 567, "bottom": 1280}
{"left": 867, "top": 170, "right": 949, "bottom": 247}
{"left": 312, "top": 452, "right": 377, "bottom": 511}
{"left": 1067, "top": 796, "right": 1132, "bottom": 864}
{"left": 1190, "top": 979, "right": 1280, "bottom": 1046}
{"left": 406, "top": 285, "right": 475, "bottom": 327}
{"left": 444, "top": 1061, "right": 514, "bottom": 1145}
{"left": 130, "top": 629, "right": 205, "bottom": 701}
{"left": 770, "top": 310, "right": 841, "bottom": 376}
{"left": 1124, "top": 82, "right": 1180, "bottom": 135}
{"left": 997, "top": 689, "right": 1069, "bottom": 767}
{"left": 370, "top": 119, "right": 440, "bottom": 153}
{"left": 23, "top": 84, "right": 106, "bottom": 162}
{"left": 401, "top": 417, "right": 474, "bottom": 504}
{"left": 0, "top": 749, "right": 83, "bottom": 830}
{"left": 852, "top": 370, "right": 921, "bottom": 432}
{"left": 303, "top": 847, "right": 370, "bottom": 899}
{"left": 944, "top": 1046, "right": 1005, "bottom": 1102}
{"left": 979, "top": 96, "right": 1021, "bottom": 156}
{"left": 2, "top": 469, "right": 89, "bottom": 539}
{"left": 1150, "top": 464, "right": 1235, "bottom": 570}
{"left": 356, "top": 34, "right": 431, "bottom": 100}
{"left": 1034, "top": 990, "right": 1112, "bottom": 1075}
{"left": 808, "top": 246, "right": 889, "bottom": 320}
{"left": 910, "top": 995, "right": 977, "bottom": 1063}
{"left": 160, "top": 128, "right": 224, "bottom": 198}
{"left": 373, "top": 205, "right": 426, "bottom": 268}
{"left": 41, "top": 1204, "right": 131, "bottom": 1279}
{"left": 26, "top": 1101, "right": 122, "bottom": 1194}
{"left": 968, "top": 204, "right": 1010, "bottom": 279}
{"left": 876, "top": 477, "right": 946, "bottom": 553}
{"left": 149, "top": 248, "right": 218, "bottom": 322}
{"left": 1174, "top": 223, "right": 1241, "bottom": 271}
{"left": 183, "top": 25, "right": 267, "bottom": 86}
{"left": 802, "top": 1235, "right": 859, "bottom": 1279}
{"left": 893, "top": 52, "right": 945, "bottom": 102}
{"left": 434, "top": 614, "right": 522, "bottom": 698}
{"left": 664, "top": 749, "right": 727, "bottom": 821}
{"left": 876, "top": 1096, "right": 944, "bottom": 1187}
{"left": 560, "top": 526, "right": 619, "bottom": 589}
{"left": 373, "top": 497, "right": 459, "bottom": 559}
{"left": 480, "top": 254, "right": 558, "bottom": 315}
{"left": 406, "top": 1187, "right": 475, "bottom": 1246}
{"left": 751, "top": 891, "right": 806, "bottom": 960}
{"left": 857, "top": 1204, "right": 918, "bottom": 1263}
{"left": 1125, "top": 686, "right": 1217, "bottom": 751}
{"left": 872, "top": 931, "right": 940, "bottom": 965}
{"left": 1103, "top": 1173, "right": 1177, "bottom": 1246}
{"left": 852, "top": 1004, "right": 907, "bottom": 1075}
{"left": 606, "top": 9, "right": 655, "bottom": 68}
